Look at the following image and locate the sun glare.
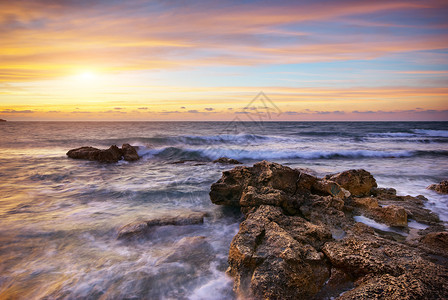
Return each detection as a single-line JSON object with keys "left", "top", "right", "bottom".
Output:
{"left": 78, "top": 71, "right": 96, "bottom": 80}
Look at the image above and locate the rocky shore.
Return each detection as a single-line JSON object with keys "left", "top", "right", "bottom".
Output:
{"left": 210, "top": 161, "right": 448, "bottom": 299}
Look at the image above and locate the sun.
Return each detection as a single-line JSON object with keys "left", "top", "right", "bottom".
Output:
{"left": 78, "top": 71, "right": 96, "bottom": 80}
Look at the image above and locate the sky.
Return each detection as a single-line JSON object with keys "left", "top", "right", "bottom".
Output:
{"left": 1, "top": 0, "right": 447, "bottom": 121}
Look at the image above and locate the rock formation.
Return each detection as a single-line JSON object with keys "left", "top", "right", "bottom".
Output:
{"left": 210, "top": 161, "right": 448, "bottom": 299}
{"left": 427, "top": 180, "right": 448, "bottom": 194}
{"left": 67, "top": 143, "right": 140, "bottom": 163}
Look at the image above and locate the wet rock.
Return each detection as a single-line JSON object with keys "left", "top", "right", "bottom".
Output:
{"left": 228, "top": 205, "right": 331, "bottom": 300}
{"left": 210, "top": 161, "right": 448, "bottom": 299}
{"left": 427, "top": 180, "right": 448, "bottom": 194}
{"left": 121, "top": 143, "right": 140, "bottom": 161}
{"left": 160, "top": 236, "right": 214, "bottom": 267}
{"left": 67, "top": 144, "right": 140, "bottom": 163}
{"left": 369, "top": 205, "right": 408, "bottom": 227}
{"left": 0, "top": 118, "right": 6, "bottom": 122}
{"left": 67, "top": 145, "right": 123, "bottom": 163}
{"left": 213, "top": 157, "right": 242, "bottom": 164}
{"left": 325, "top": 169, "right": 377, "bottom": 197}
{"left": 117, "top": 212, "right": 208, "bottom": 239}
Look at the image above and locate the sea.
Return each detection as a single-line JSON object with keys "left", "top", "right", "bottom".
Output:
{"left": 0, "top": 121, "right": 447, "bottom": 299}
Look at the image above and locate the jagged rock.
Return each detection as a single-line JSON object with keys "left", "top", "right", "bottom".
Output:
{"left": 67, "top": 144, "right": 140, "bottom": 163}
{"left": 427, "top": 180, "right": 448, "bottom": 194}
{"left": 228, "top": 205, "right": 331, "bottom": 299}
{"left": 370, "top": 205, "right": 408, "bottom": 227}
{"left": 117, "top": 212, "right": 208, "bottom": 239}
{"left": 122, "top": 143, "right": 140, "bottom": 161}
{"left": 213, "top": 157, "right": 242, "bottom": 164}
{"left": 67, "top": 145, "right": 123, "bottom": 163}
{"left": 210, "top": 161, "right": 448, "bottom": 299}
{"left": 325, "top": 169, "right": 377, "bottom": 197}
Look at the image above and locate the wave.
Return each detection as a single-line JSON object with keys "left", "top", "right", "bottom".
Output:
{"left": 369, "top": 132, "right": 416, "bottom": 138}
{"left": 412, "top": 129, "right": 448, "bottom": 137}
{"left": 137, "top": 146, "right": 448, "bottom": 162}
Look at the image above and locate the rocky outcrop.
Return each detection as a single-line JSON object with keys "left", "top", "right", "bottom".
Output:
{"left": 210, "top": 161, "right": 448, "bottom": 299}
{"left": 0, "top": 119, "right": 6, "bottom": 122}
{"left": 427, "top": 180, "right": 448, "bottom": 194}
{"left": 213, "top": 157, "right": 242, "bottom": 164}
{"left": 67, "top": 144, "right": 140, "bottom": 163}
{"left": 117, "top": 212, "right": 208, "bottom": 239}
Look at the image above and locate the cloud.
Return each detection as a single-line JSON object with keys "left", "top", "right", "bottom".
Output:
{"left": 138, "top": 107, "right": 148, "bottom": 110}
{"left": 204, "top": 107, "right": 214, "bottom": 111}
{"left": 187, "top": 110, "right": 199, "bottom": 113}
{"left": 0, "top": 109, "right": 34, "bottom": 113}
{"left": 114, "top": 107, "right": 123, "bottom": 110}
{"left": 180, "top": 106, "right": 186, "bottom": 109}
{"left": 1, "top": 0, "right": 447, "bottom": 81}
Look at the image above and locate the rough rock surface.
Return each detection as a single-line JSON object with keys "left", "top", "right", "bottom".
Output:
{"left": 213, "top": 157, "right": 242, "bottom": 164}
{"left": 324, "top": 169, "right": 377, "bottom": 197}
{"left": 121, "top": 143, "right": 140, "bottom": 161}
{"left": 210, "top": 161, "right": 448, "bottom": 300}
{"left": 117, "top": 212, "right": 208, "bottom": 240}
{"left": 427, "top": 180, "right": 448, "bottom": 194}
{"left": 67, "top": 144, "right": 140, "bottom": 163}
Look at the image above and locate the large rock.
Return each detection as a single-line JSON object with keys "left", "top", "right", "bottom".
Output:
{"left": 325, "top": 169, "right": 377, "bottom": 197}
{"left": 427, "top": 180, "right": 448, "bottom": 194}
{"left": 228, "top": 205, "right": 331, "bottom": 299}
{"left": 67, "top": 145, "right": 122, "bottom": 163}
{"left": 210, "top": 161, "right": 448, "bottom": 299}
{"left": 67, "top": 144, "right": 140, "bottom": 163}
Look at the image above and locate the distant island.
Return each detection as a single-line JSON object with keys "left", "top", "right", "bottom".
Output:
{"left": 0, "top": 119, "right": 6, "bottom": 122}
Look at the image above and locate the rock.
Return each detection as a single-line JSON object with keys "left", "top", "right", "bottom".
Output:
{"left": 420, "top": 232, "right": 448, "bottom": 256}
{"left": 228, "top": 205, "right": 331, "bottom": 300}
{"left": 369, "top": 205, "right": 408, "bottom": 227}
{"left": 213, "top": 157, "right": 242, "bottom": 164}
{"left": 67, "top": 145, "right": 123, "bottom": 163}
{"left": 0, "top": 119, "right": 6, "bottom": 122}
{"left": 209, "top": 161, "right": 448, "bottom": 299}
{"left": 160, "top": 236, "right": 214, "bottom": 267}
{"left": 427, "top": 180, "right": 448, "bottom": 194}
{"left": 67, "top": 144, "right": 140, "bottom": 163}
{"left": 325, "top": 169, "right": 377, "bottom": 197}
{"left": 122, "top": 143, "right": 140, "bottom": 161}
{"left": 351, "top": 197, "right": 379, "bottom": 209}
{"left": 117, "top": 212, "right": 208, "bottom": 239}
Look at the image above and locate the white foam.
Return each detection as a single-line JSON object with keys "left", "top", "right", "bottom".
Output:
{"left": 413, "top": 129, "right": 448, "bottom": 137}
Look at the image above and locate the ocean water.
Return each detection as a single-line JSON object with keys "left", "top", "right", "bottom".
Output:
{"left": 0, "top": 121, "right": 447, "bottom": 299}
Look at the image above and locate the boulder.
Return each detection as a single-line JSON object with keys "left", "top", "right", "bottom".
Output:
{"left": 67, "top": 145, "right": 122, "bottom": 163}
{"left": 325, "top": 169, "right": 377, "bottom": 197}
{"left": 67, "top": 144, "right": 140, "bottom": 163}
{"left": 122, "top": 143, "right": 140, "bottom": 161}
{"left": 117, "top": 212, "right": 208, "bottom": 239}
{"left": 420, "top": 232, "right": 448, "bottom": 256}
{"left": 370, "top": 205, "right": 408, "bottom": 227}
{"left": 213, "top": 157, "right": 242, "bottom": 164}
{"left": 427, "top": 180, "right": 448, "bottom": 194}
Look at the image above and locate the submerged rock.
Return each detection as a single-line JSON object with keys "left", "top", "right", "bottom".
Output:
{"left": 67, "top": 144, "right": 140, "bottom": 163}
{"left": 427, "top": 180, "right": 448, "bottom": 194}
{"left": 210, "top": 161, "right": 448, "bottom": 299}
{"left": 213, "top": 157, "right": 242, "bottom": 164}
{"left": 117, "top": 212, "right": 208, "bottom": 240}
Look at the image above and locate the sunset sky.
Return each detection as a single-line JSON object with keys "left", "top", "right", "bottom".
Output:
{"left": 1, "top": 0, "right": 447, "bottom": 121}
